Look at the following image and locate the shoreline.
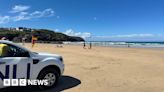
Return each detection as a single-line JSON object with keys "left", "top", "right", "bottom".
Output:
{"left": 20, "top": 42, "right": 164, "bottom": 51}
{"left": 62, "top": 43, "right": 164, "bottom": 51}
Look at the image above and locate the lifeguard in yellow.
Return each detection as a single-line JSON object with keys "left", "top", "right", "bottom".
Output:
{"left": 0, "top": 43, "right": 10, "bottom": 57}
{"left": 31, "top": 36, "right": 38, "bottom": 48}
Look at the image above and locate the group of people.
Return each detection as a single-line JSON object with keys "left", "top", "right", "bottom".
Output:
{"left": 1, "top": 36, "right": 93, "bottom": 49}
{"left": 0, "top": 36, "right": 38, "bottom": 48}
{"left": 21, "top": 36, "right": 37, "bottom": 48}
{"left": 83, "top": 42, "right": 92, "bottom": 49}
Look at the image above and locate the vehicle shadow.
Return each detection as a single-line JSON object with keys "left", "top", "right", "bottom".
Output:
{"left": 0, "top": 75, "right": 81, "bottom": 92}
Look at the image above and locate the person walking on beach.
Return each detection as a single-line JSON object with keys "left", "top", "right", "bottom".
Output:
{"left": 83, "top": 41, "right": 86, "bottom": 49}
{"left": 89, "top": 42, "right": 92, "bottom": 49}
{"left": 22, "top": 37, "right": 26, "bottom": 45}
{"left": 128, "top": 43, "right": 130, "bottom": 48}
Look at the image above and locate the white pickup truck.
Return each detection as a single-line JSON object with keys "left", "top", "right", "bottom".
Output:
{"left": 0, "top": 40, "right": 64, "bottom": 89}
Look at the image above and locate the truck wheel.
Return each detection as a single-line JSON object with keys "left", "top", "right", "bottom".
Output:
{"left": 37, "top": 68, "right": 59, "bottom": 89}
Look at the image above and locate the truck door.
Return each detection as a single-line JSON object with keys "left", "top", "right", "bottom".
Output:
{"left": 0, "top": 43, "right": 32, "bottom": 88}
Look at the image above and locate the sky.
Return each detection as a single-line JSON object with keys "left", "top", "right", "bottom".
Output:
{"left": 0, "top": 0, "right": 164, "bottom": 41}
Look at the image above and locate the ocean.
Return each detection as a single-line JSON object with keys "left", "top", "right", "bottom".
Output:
{"left": 63, "top": 41, "right": 164, "bottom": 48}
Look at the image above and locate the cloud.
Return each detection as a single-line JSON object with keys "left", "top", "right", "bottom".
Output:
{"left": 64, "top": 29, "right": 91, "bottom": 39}
{"left": 30, "top": 8, "right": 54, "bottom": 18}
{"left": 10, "top": 5, "right": 30, "bottom": 13}
{"left": 13, "top": 12, "right": 30, "bottom": 21}
{"left": 0, "top": 5, "right": 55, "bottom": 24}
{"left": 0, "top": 16, "right": 10, "bottom": 24}
{"left": 91, "top": 34, "right": 164, "bottom": 41}
{"left": 95, "top": 34, "right": 156, "bottom": 38}
{"left": 94, "top": 17, "right": 97, "bottom": 20}
{"left": 54, "top": 29, "right": 60, "bottom": 32}
{"left": 112, "top": 34, "right": 155, "bottom": 38}
{"left": 56, "top": 16, "right": 60, "bottom": 19}
{"left": 13, "top": 8, "right": 55, "bottom": 21}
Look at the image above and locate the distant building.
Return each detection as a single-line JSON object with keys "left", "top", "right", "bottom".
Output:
{"left": 0, "top": 27, "right": 32, "bottom": 32}
{"left": 16, "top": 27, "right": 23, "bottom": 31}
{"left": 15, "top": 27, "right": 32, "bottom": 32}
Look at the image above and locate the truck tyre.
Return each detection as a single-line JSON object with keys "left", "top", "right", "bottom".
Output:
{"left": 37, "top": 68, "right": 59, "bottom": 89}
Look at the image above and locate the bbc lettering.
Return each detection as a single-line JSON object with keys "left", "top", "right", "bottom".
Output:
{"left": 4, "top": 79, "right": 26, "bottom": 86}
{"left": 3, "top": 79, "right": 48, "bottom": 86}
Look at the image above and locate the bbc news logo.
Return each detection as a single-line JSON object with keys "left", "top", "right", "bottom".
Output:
{"left": 3, "top": 79, "right": 48, "bottom": 86}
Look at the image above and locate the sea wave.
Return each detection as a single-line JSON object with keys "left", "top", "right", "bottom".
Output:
{"left": 63, "top": 41, "right": 164, "bottom": 48}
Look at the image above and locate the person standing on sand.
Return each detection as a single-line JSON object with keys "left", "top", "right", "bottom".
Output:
{"left": 128, "top": 43, "right": 130, "bottom": 48}
{"left": 31, "top": 36, "right": 37, "bottom": 48}
{"left": 83, "top": 41, "right": 86, "bottom": 49}
{"left": 89, "top": 42, "right": 92, "bottom": 49}
{"left": 22, "top": 37, "right": 26, "bottom": 45}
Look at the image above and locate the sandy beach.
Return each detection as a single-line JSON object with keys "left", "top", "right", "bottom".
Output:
{"left": 21, "top": 43, "right": 164, "bottom": 92}
{"left": 2, "top": 43, "right": 164, "bottom": 92}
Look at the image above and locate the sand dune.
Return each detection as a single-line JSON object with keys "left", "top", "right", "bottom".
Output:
{"left": 23, "top": 43, "right": 164, "bottom": 92}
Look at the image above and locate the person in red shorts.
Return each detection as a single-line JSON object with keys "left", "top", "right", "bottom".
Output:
{"left": 31, "top": 36, "right": 37, "bottom": 48}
